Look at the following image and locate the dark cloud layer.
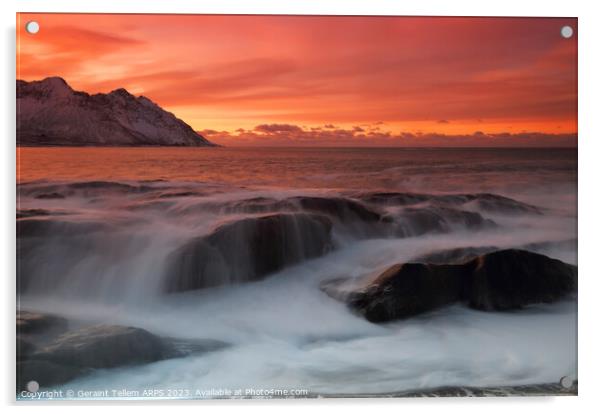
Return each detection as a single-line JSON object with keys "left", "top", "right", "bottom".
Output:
{"left": 200, "top": 124, "right": 576, "bottom": 147}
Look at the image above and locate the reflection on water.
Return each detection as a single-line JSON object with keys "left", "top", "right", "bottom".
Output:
{"left": 17, "top": 147, "right": 576, "bottom": 193}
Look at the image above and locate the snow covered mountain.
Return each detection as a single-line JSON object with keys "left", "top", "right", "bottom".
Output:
{"left": 17, "top": 77, "right": 215, "bottom": 146}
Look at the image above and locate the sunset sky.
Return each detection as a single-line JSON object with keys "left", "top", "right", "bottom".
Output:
{"left": 17, "top": 14, "right": 577, "bottom": 146}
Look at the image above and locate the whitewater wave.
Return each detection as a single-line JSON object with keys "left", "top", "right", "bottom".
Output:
{"left": 16, "top": 178, "right": 577, "bottom": 395}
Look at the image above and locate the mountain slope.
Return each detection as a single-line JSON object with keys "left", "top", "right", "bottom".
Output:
{"left": 17, "top": 77, "right": 215, "bottom": 146}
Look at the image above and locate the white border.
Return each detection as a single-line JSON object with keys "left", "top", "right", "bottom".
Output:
{"left": 3, "top": 1, "right": 602, "bottom": 413}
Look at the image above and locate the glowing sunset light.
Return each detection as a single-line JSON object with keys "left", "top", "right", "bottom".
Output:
{"left": 17, "top": 13, "right": 577, "bottom": 146}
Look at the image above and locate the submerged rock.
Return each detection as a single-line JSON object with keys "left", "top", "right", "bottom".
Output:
{"left": 413, "top": 239, "right": 578, "bottom": 266}
{"left": 165, "top": 213, "right": 334, "bottom": 292}
{"left": 288, "top": 196, "right": 384, "bottom": 223}
{"left": 208, "top": 195, "right": 385, "bottom": 225}
{"left": 17, "top": 310, "right": 68, "bottom": 334}
{"left": 397, "top": 206, "right": 495, "bottom": 236}
{"left": 413, "top": 246, "right": 499, "bottom": 264}
{"left": 203, "top": 195, "right": 492, "bottom": 239}
{"left": 16, "top": 218, "right": 111, "bottom": 239}
{"left": 464, "top": 193, "right": 542, "bottom": 215}
{"left": 16, "top": 316, "right": 227, "bottom": 391}
{"left": 31, "top": 325, "right": 175, "bottom": 369}
{"left": 315, "top": 381, "right": 577, "bottom": 398}
{"left": 357, "top": 191, "right": 542, "bottom": 215}
{"left": 19, "top": 180, "right": 155, "bottom": 199}
{"left": 322, "top": 249, "right": 577, "bottom": 323}
{"left": 17, "top": 360, "right": 84, "bottom": 392}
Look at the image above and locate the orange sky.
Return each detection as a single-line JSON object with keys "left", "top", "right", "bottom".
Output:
{"left": 17, "top": 14, "right": 577, "bottom": 146}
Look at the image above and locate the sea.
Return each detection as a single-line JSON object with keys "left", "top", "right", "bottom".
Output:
{"left": 16, "top": 147, "right": 578, "bottom": 397}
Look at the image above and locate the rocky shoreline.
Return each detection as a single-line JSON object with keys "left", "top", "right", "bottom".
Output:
{"left": 16, "top": 311, "right": 228, "bottom": 393}
{"left": 310, "top": 382, "right": 577, "bottom": 399}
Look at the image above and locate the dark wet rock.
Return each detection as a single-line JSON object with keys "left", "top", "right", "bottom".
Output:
{"left": 315, "top": 381, "right": 577, "bottom": 398}
{"left": 357, "top": 192, "right": 431, "bottom": 206}
{"left": 465, "top": 193, "right": 542, "bottom": 215}
{"left": 322, "top": 249, "right": 577, "bottom": 323}
{"left": 358, "top": 191, "right": 542, "bottom": 215}
{"left": 17, "top": 218, "right": 111, "bottom": 238}
{"left": 16, "top": 209, "right": 70, "bottom": 219}
{"left": 322, "top": 263, "right": 466, "bottom": 323}
{"left": 17, "top": 337, "right": 36, "bottom": 361}
{"left": 157, "top": 191, "right": 203, "bottom": 199}
{"left": 17, "top": 326, "right": 228, "bottom": 391}
{"left": 31, "top": 325, "right": 176, "bottom": 369}
{"left": 397, "top": 207, "right": 495, "bottom": 236}
{"left": 413, "top": 246, "right": 499, "bottom": 264}
{"left": 34, "top": 192, "right": 65, "bottom": 200}
{"left": 395, "top": 382, "right": 577, "bottom": 397}
{"left": 123, "top": 200, "right": 175, "bottom": 212}
{"left": 165, "top": 213, "right": 334, "bottom": 292}
{"left": 16, "top": 310, "right": 230, "bottom": 391}
{"left": 465, "top": 249, "right": 577, "bottom": 310}
{"left": 181, "top": 195, "right": 493, "bottom": 240}
{"left": 521, "top": 238, "right": 578, "bottom": 255}
{"left": 212, "top": 196, "right": 385, "bottom": 225}
{"left": 17, "top": 311, "right": 68, "bottom": 335}
{"left": 446, "top": 193, "right": 542, "bottom": 214}
{"left": 413, "top": 239, "right": 578, "bottom": 266}
{"left": 19, "top": 180, "right": 155, "bottom": 199}
{"left": 177, "top": 197, "right": 289, "bottom": 215}
{"left": 322, "top": 263, "right": 463, "bottom": 323}
{"left": 17, "top": 360, "right": 85, "bottom": 392}
{"left": 289, "top": 196, "right": 384, "bottom": 223}
{"left": 222, "top": 197, "right": 295, "bottom": 214}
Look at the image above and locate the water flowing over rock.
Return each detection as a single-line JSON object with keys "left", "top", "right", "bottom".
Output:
{"left": 17, "top": 310, "right": 68, "bottom": 335}
{"left": 357, "top": 191, "right": 542, "bottom": 215}
{"left": 322, "top": 263, "right": 466, "bottom": 323}
{"left": 288, "top": 196, "right": 385, "bottom": 223}
{"left": 182, "top": 195, "right": 495, "bottom": 238}
{"left": 321, "top": 249, "right": 577, "bottom": 323}
{"left": 17, "top": 77, "right": 215, "bottom": 146}
{"left": 396, "top": 206, "right": 495, "bottom": 236}
{"left": 31, "top": 325, "right": 175, "bottom": 369}
{"left": 164, "top": 213, "right": 334, "bottom": 292}
{"left": 412, "top": 238, "right": 578, "bottom": 265}
{"left": 16, "top": 311, "right": 228, "bottom": 391}
{"left": 17, "top": 323, "right": 172, "bottom": 391}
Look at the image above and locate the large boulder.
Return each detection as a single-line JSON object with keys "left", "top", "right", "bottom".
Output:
{"left": 17, "top": 360, "right": 84, "bottom": 392}
{"left": 16, "top": 312, "right": 229, "bottom": 392}
{"left": 17, "top": 310, "right": 68, "bottom": 334}
{"left": 165, "top": 213, "right": 333, "bottom": 292}
{"left": 31, "top": 325, "right": 176, "bottom": 369}
{"left": 17, "top": 323, "right": 181, "bottom": 391}
{"left": 322, "top": 249, "right": 577, "bottom": 323}
{"left": 464, "top": 249, "right": 577, "bottom": 310}
{"left": 323, "top": 263, "right": 466, "bottom": 323}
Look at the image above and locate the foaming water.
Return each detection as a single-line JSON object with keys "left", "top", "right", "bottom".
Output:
{"left": 16, "top": 147, "right": 577, "bottom": 395}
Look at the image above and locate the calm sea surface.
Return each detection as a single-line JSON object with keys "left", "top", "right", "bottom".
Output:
{"left": 17, "top": 147, "right": 576, "bottom": 195}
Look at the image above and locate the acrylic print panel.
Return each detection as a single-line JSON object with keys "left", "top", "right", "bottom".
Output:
{"left": 16, "top": 13, "right": 577, "bottom": 400}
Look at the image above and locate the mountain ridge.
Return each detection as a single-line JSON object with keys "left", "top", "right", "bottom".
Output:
{"left": 17, "top": 77, "right": 216, "bottom": 147}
